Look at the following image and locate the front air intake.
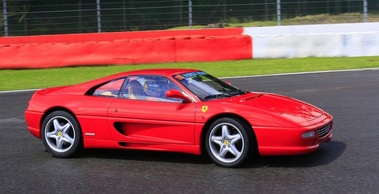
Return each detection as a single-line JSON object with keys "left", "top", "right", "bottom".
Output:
{"left": 317, "top": 122, "right": 333, "bottom": 138}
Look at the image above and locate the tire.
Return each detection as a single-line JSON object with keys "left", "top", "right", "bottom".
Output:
{"left": 205, "top": 117, "right": 254, "bottom": 167}
{"left": 41, "top": 110, "right": 82, "bottom": 158}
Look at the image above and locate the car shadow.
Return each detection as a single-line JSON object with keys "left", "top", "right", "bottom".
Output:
{"left": 244, "top": 140, "right": 347, "bottom": 168}
{"left": 74, "top": 140, "right": 346, "bottom": 168}
{"left": 76, "top": 149, "right": 213, "bottom": 165}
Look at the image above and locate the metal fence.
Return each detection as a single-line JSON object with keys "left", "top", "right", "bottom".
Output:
{"left": 1, "top": 0, "right": 377, "bottom": 36}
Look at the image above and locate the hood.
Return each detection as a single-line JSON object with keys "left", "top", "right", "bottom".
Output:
{"left": 221, "top": 92, "right": 325, "bottom": 124}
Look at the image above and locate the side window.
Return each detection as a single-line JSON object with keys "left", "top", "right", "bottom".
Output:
{"left": 121, "top": 76, "right": 146, "bottom": 100}
{"left": 121, "top": 75, "right": 182, "bottom": 102}
{"left": 92, "top": 78, "right": 125, "bottom": 97}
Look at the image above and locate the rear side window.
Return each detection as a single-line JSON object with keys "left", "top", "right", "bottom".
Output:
{"left": 92, "top": 78, "right": 125, "bottom": 97}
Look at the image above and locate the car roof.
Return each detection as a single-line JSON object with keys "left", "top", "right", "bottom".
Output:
{"left": 42, "top": 68, "right": 203, "bottom": 95}
{"left": 77, "top": 68, "right": 200, "bottom": 90}
{"left": 112, "top": 68, "right": 200, "bottom": 77}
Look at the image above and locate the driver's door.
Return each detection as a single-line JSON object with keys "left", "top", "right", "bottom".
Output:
{"left": 108, "top": 99, "right": 196, "bottom": 144}
{"left": 107, "top": 75, "right": 196, "bottom": 145}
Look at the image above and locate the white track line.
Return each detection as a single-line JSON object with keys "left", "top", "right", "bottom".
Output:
{"left": 0, "top": 88, "right": 40, "bottom": 94}
{"left": 222, "top": 67, "right": 379, "bottom": 79}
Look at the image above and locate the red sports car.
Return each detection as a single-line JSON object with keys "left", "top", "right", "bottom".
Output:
{"left": 25, "top": 69, "right": 333, "bottom": 167}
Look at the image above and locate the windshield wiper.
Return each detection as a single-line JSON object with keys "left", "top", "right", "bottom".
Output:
{"left": 204, "top": 93, "right": 232, "bottom": 100}
{"left": 228, "top": 89, "right": 249, "bottom": 96}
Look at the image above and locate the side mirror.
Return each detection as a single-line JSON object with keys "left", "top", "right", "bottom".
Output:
{"left": 166, "top": 89, "right": 192, "bottom": 103}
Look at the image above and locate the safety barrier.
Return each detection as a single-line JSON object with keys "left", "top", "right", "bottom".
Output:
{"left": 0, "top": 28, "right": 244, "bottom": 44}
{"left": 243, "top": 22, "right": 379, "bottom": 58}
{"left": 0, "top": 28, "right": 252, "bottom": 69}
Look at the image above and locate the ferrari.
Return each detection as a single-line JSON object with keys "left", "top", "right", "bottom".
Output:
{"left": 25, "top": 68, "right": 333, "bottom": 167}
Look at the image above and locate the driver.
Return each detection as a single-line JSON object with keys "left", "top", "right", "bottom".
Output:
{"left": 143, "top": 77, "right": 168, "bottom": 101}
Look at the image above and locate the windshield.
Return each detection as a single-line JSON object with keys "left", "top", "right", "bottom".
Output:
{"left": 173, "top": 71, "right": 248, "bottom": 101}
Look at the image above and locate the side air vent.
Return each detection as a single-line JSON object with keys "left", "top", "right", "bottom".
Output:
{"left": 113, "top": 122, "right": 125, "bottom": 135}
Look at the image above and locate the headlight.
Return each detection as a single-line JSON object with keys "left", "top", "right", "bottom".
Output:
{"left": 302, "top": 131, "right": 315, "bottom": 139}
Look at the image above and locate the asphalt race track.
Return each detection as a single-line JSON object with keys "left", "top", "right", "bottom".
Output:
{"left": 1, "top": 69, "right": 378, "bottom": 193}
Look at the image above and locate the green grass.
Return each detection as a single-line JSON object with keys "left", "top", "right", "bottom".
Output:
{"left": 1, "top": 56, "right": 379, "bottom": 91}
{"left": 170, "top": 13, "right": 379, "bottom": 29}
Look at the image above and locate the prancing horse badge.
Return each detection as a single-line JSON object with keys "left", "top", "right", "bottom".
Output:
{"left": 202, "top": 105, "right": 208, "bottom": 113}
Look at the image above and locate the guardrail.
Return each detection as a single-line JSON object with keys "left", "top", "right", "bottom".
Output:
{"left": 243, "top": 22, "right": 379, "bottom": 58}
{"left": 0, "top": 28, "right": 251, "bottom": 69}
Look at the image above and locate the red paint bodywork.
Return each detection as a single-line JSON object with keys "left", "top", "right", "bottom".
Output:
{"left": 25, "top": 69, "right": 333, "bottom": 157}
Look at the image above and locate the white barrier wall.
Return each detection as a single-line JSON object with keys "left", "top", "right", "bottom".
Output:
{"left": 243, "top": 23, "right": 379, "bottom": 58}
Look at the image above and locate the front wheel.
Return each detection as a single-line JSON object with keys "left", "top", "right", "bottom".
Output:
{"left": 41, "top": 111, "right": 82, "bottom": 157}
{"left": 205, "top": 117, "right": 254, "bottom": 167}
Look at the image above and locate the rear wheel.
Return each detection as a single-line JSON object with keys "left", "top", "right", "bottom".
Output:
{"left": 205, "top": 117, "right": 254, "bottom": 167}
{"left": 41, "top": 111, "right": 82, "bottom": 157}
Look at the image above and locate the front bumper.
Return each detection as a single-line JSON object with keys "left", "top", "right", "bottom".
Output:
{"left": 254, "top": 120, "right": 333, "bottom": 156}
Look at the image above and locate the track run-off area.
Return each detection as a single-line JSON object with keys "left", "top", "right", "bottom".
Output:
{"left": 0, "top": 69, "right": 378, "bottom": 193}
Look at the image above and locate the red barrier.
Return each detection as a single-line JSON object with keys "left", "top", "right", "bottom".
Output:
{"left": 0, "top": 28, "right": 244, "bottom": 44}
{"left": 0, "top": 38, "right": 177, "bottom": 69}
{"left": 0, "top": 28, "right": 252, "bottom": 69}
{"left": 176, "top": 35, "right": 252, "bottom": 62}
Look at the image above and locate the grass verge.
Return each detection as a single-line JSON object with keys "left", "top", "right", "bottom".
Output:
{"left": 170, "top": 13, "right": 379, "bottom": 29}
{"left": 1, "top": 56, "right": 379, "bottom": 91}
